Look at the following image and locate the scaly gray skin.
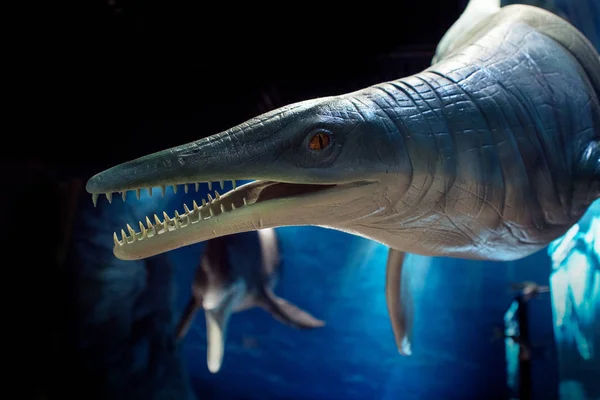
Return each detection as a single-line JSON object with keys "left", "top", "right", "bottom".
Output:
{"left": 86, "top": 5, "right": 600, "bottom": 356}
{"left": 175, "top": 228, "right": 324, "bottom": 373}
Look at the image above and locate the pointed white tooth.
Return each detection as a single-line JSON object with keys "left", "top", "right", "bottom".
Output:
{"left": 208, "top": 182, "right": 212, "bottom": 190}
{"left": 146, "top": 216, "right": 156, "bottom": 234}
{"left": 192, "top": 201, "right": 200, "bottom": 223}
{"left": 174, "top": 211, "right": 181, "bottom": 228}
{"left": 220, "top": 203, "right": 225, "bottom": 213}
{"left": 173, "top": 185, "right": 178, "bottom": 194}
{"left": 181, "top": 209, "right": 191, "bottom": 223}
{"left": 139, "top": 221, "right": 147, "bottom": 238}
{"left": 195, "top": 183, "right": 200, "bottom": 192}
{"left": 136, "top": 189, "right": 141, "bottom": 199}
{"left": 161, "top": 213, "right": 169, "bottom": 230}
{"left": 184, "top": 184, "right": 188, "bottom": 193}
{"left": 121, "top": 191, "right": 126, "bottom": 201}
{"left": 219, "top": 180, "right": 224, "bottom": 190}
{"left": 231, "top": 203, "right": 236, "bottom": 210}
{"left": 154, "top": 214, "right": 161, "bottom": 225}
{"left": 243, "top": 197, "right": 247, "bottom": 205}
{"left": 209, "top": 207, "right": 214, "bottom": 217}
{"left": 127, "top": 224, "right": 136, "bottom": 241}
{"left": 113, "top": 232, "right": 120, "bottom": 246}
{"left": 121, "top": 229, "right": 127, "bottom": 243}
{"left": 106, "top": 193, "right": 112, "bottom": 203}
{"left": 214, "top": 190, "right": 220, "bottom": 199}
{"left": 202, "top": 198, "right": 207, "bottom": 206}
{"left": 161, "top": 186, "right": 166, "bottom": 197}
{"left": 92, "top": 193, "right": 99, "bottom": 207}
{"left": 232, "top": 180, "right": 237, "bottom": 190}
{"left": 207, "top": 193, "right": 213, "bottom": 202}
{"left": 148, "top": 188, "right": 153, "bottom": 197}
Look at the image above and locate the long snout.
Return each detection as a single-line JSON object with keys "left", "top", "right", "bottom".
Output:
{"left": 85, "top": 98, "right": 330, "bottom": 195}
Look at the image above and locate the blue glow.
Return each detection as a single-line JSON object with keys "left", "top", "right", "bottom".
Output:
{"left": 504, "top": 301, "right": 520, "bottom": 394}
{"left": 171, "top": 228, "right": 517, "bottom": 399}
{"left": 548, "top": 199, "right": 600, "bottom": 398}
{"left": 72, "top": 182, "right": 574, "bottom": 399}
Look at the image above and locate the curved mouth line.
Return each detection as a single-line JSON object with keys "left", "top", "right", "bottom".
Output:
{"left": 101, "top": 180, "right": 354, "bottom": 248}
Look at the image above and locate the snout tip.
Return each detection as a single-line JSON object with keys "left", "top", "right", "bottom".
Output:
{"left": 85, "top": 173, "right": 104, "bottom": 194}
{"left": 86, "top": 166, "right": 123, "bottom": 194}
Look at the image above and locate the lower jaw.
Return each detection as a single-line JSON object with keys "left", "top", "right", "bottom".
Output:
{"left": 111, "top": 180, "right": 370, "bottom": 260}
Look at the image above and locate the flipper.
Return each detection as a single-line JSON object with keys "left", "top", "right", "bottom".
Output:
{"left": 204, "top": 285, "right": 245, "bottom": 373}
{"left": 258, "top": 289, "right": 325, "bottom": 329}
{"left": 176, "top": 297, "right": 202, "bottom": 340}
{"left": 385, "top": 248, "right": 413, "bottom": 355}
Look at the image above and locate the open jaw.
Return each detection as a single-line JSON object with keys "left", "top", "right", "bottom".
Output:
{"left": 93, "top": 179, "right": 349, "bottom": 260}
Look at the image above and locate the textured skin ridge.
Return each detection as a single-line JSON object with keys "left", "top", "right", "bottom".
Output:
{"left": 85, "top": 5, "right": 600, "bottom": 263}
{"left": 350, "top": 14, "right": 600, "bottom": 258}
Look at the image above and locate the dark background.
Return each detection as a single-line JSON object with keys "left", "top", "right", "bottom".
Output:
{"left": 38, "top": 1, "right": 468, "bottom": 176}
{"left": 14, "top": 1, "right": 471, "bottom": 398}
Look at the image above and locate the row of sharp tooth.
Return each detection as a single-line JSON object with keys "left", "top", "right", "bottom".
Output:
{"left": 114, "top": 189, "right": 250, "bottom": 246}
{"left": 93, "top": 180, "right": 238, "bottom": 207}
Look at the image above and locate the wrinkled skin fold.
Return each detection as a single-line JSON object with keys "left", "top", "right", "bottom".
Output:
{"left": 86, "top": 4, "right": 600, "bottom": 358}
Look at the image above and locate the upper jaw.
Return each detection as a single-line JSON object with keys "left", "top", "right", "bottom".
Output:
{"left": 85, "top": 140, "right": 243, "bottom": 199}
{"left": 85, "top": 96, "right": 338, "bottom": 197}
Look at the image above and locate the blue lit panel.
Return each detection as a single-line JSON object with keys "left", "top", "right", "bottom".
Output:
{"left": 504, "top": 300, "right": 521, "bottom": 398}
{"left": 547, "top": 200, "right": 600, "bottom": 399}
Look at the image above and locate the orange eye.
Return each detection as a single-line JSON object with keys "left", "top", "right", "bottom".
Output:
{"left": 308, "top": 131, "right": 331, "bottom": 151}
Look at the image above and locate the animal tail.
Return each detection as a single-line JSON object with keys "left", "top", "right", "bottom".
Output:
{"left": 176, "top": 297, "right": 201, "bottom": 341}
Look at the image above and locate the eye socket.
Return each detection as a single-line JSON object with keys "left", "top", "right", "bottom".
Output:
{"left": 308, "top": 130, "right": 332, "bottom": 151}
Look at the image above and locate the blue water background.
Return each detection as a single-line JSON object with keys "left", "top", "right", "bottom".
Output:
{"left": 71, "top": 181, "right": 564, "bottom": 399}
